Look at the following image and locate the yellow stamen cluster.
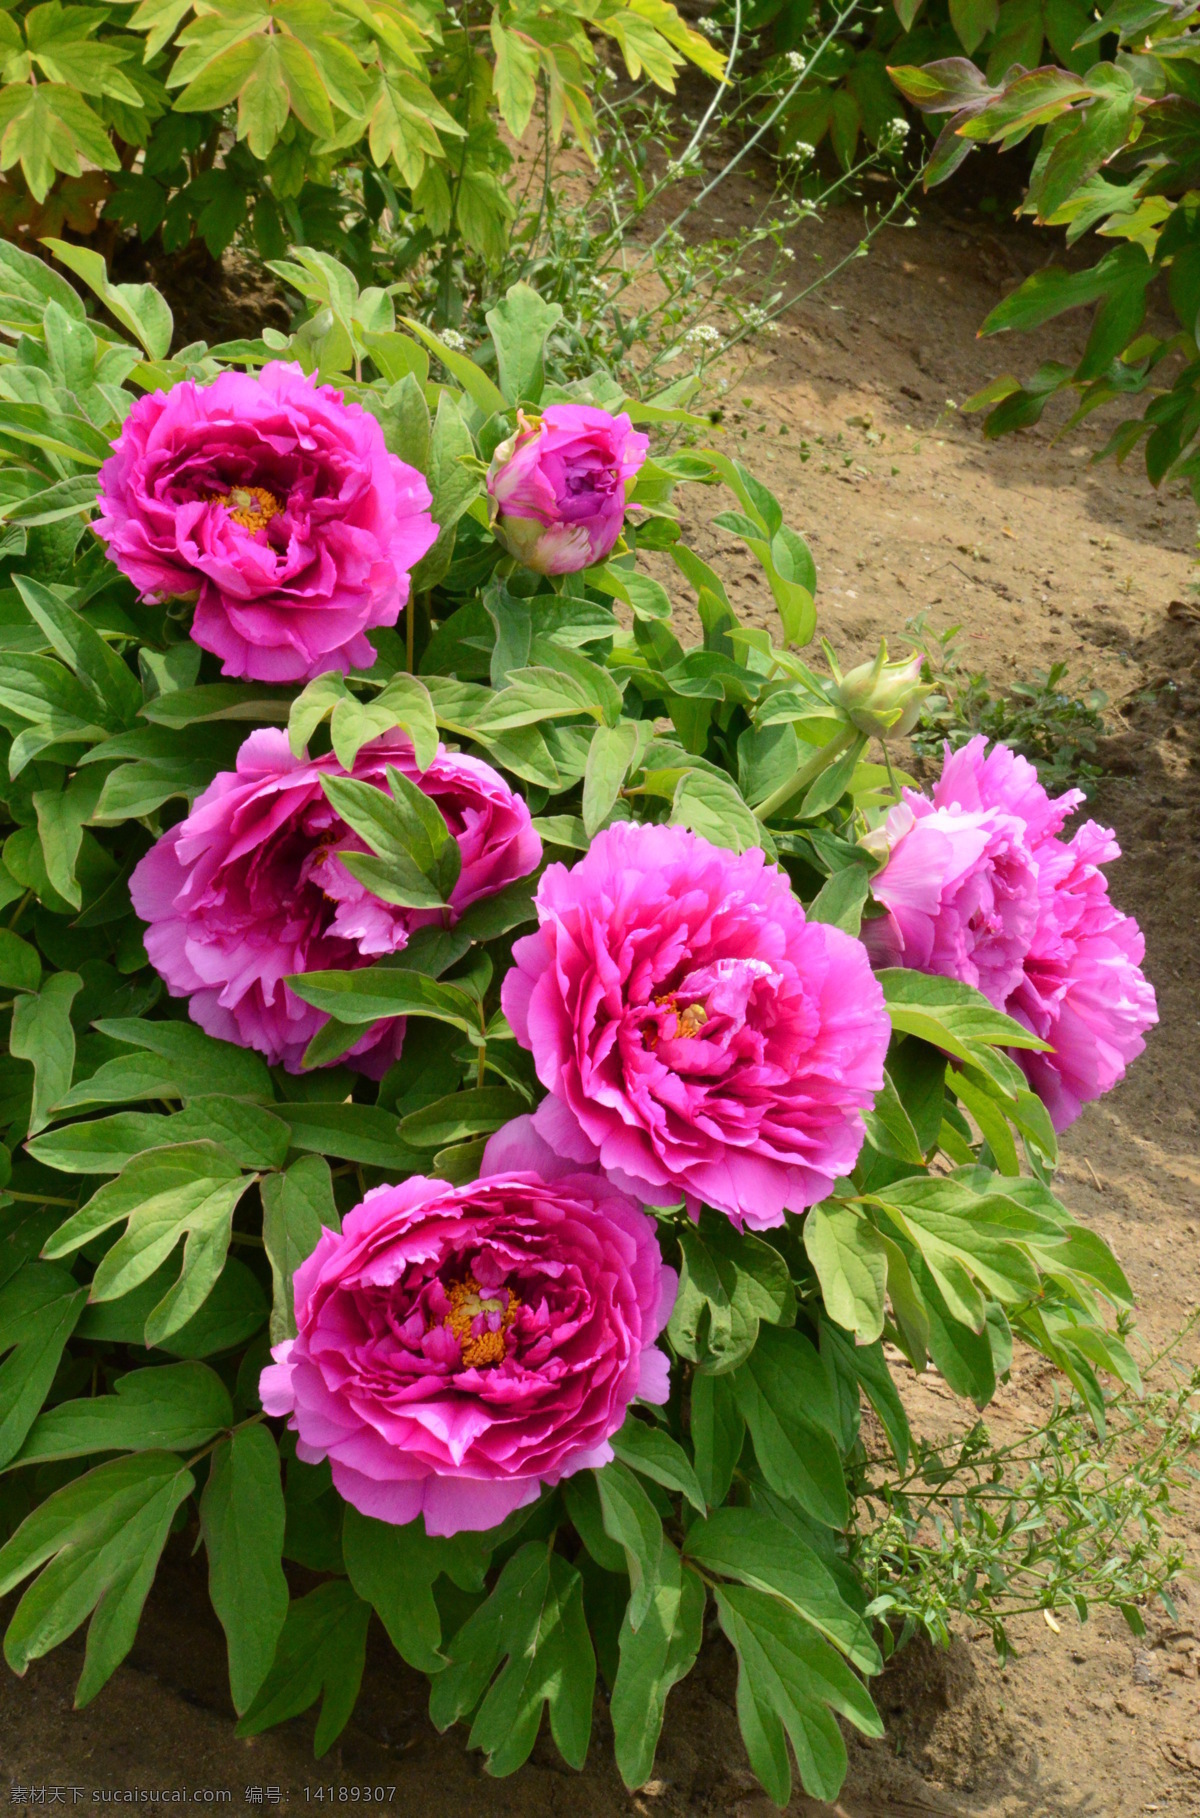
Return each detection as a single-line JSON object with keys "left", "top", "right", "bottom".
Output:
{"left": 214, "top": 485, "right": 282, "bottom": 532}
{"left": 443, "top": 1276, "right": 519, "bottom": 1369}
{"left": 645, "top": 994, "right": 708, "bottom": 1047}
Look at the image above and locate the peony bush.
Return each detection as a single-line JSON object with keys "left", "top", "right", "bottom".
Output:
{"left": 0, "top": 243, "right": 1156, "bottom": 1805}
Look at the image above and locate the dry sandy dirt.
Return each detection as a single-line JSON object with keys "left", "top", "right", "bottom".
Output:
{"left": 3, "top": 181, "right": 1200, "bottom": 1818}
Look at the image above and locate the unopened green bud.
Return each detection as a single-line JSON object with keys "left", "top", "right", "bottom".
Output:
{"left": 832, "top": 642, "right": 931, "bottom": 739}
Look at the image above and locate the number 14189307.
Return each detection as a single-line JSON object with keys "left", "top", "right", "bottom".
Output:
{"left": 303, "top": 1792, "right": 396, "bottom": 1803}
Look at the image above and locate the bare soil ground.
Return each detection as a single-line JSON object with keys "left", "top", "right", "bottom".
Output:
{"left": 4, "top": 186, "right": 1200, "bottom": 1818}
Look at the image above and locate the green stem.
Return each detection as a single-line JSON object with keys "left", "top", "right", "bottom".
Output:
{"left": 754, "top": 725, "right": 856, "bottom": 822}
{"left": 186, "top": 1411, "right": 265, "bottom": 1470}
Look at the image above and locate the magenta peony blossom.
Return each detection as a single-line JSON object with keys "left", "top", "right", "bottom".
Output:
{"left": 865, "top": 737, "right": 1157, "bottom": 1129}
{"left": 259, "top": 1126, "right": 675, "bottom": 1535}
{"left": 94, "top": 363, "right": 437, "bottom": 683}
{"left": 861, "top": 798, "right": 1041, "bottom": 1009}
{"left": 501, "top": 821, "right": 890, "bottom": 1230}
{"left": 486, "top": 405, "right": 649, "bottom": 574}
{"left": 130, "top": 727, "right": 540, "bottom": 1074}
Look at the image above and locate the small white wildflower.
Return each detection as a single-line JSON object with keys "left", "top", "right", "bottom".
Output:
{"left": 786, "top": 50, "right": 807, "bottom": 72}
{"left": 684, "top": 323, "right": 723, "bottom": 349}
{"left": 440, "top": 328, "right": 468, "bottom": 351}
{"left": 698, "top": 14, "right": 719, "bottom": 33}
{"left": 879, "top": 116, "right": 911, "bottom": 153}
{"left": 781, "top": 246, "right": 795, "bottom": 261}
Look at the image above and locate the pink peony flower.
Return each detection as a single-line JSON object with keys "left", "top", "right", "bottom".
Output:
{"left": 866, "top": 737, "right": 1157, "bottom": 1129}
{"left": 94, "top": 363, "right": 437, "bottom": 683}
{"left": 861, "top": 797, "right": 1041, "bottom": 1009}
{"left": 259, "top": 1124, "right": 675, "bottom": 1535}
{"left": 501, "top": 821, "right": 890, "bottom": 1230}
{"left": 486, "top": 405, "right": 649, "bottom": 574}
{"left": 130, "top": 727, "right": 540, "bottom": 1074}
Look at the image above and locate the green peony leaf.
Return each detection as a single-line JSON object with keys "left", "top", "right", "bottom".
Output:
{"left": 53, "top": 1018, "right": 272, "bottom": 1113}
{"left": 261, "top": 1156, "right": 337, "bottom": 1345}
{"left": 668, "top": 1212, "right": 795, "bottom": 1375}
{"left": 429, "top": 1542, "right": 595, "bottom": 1775}
{"left": 594, "top": 1459, "right": 664, "bottom": 1632}
{"left": 686, "top": 1506, "right": 880, "bottom": 1673}
{"left": 690, "top": 1371, "right": 745, "bottom": 1509}
{"left": 715, "top": 1582, "right": 882, "bottom": 1806}
{"left": 43, "top": 1141, "right": 258, "bottom": 1347}
{"left": 200, "top": 1424, "right": 288, "bottom": 1714}
{"left": 803, "top": 1203, "right": 888, "bottom": 1346}
{"left": 610, "top": 1542, "right": 705, "bottom": 1790}
{"left": 0, "top": 1451, "right": 195, "bottom": 1703}
{"left": 582, "top": 720, "right": 642, "bottom": 837}
{"left": 485, "top": 281, "right": 563, "bottom": 407}
{"left": 236, "top": 1579, "right": 371, "bottom": 1757}
{"left": 28, "top": 1098, "right": 290, "bottom": 1175}
{"left": 0, "top": 1261, "right": 88, "bottom": 1469}
{"left": 399, "top": 1084, "right": 526, "bottom": 1148}
{"left": 43, "top": 239, "right": 171, "bottom": 358}
{"left": 10, "top": 971, "right": 80, "bottom": 1135}
{"left": 288, "top": 966, "right": 480, "bottom": 1034}
{"left": 732, "top": 1326, "right": 848, "bottom": 1529}
{"left": 73, "top": 1256, "right": 267, "bottom": 1359}
{"left": 611, "top": 1415, "right": 706, "bottom": 1515}
{"left": 12, "top": 1360, "right": 232, "bottom": 1468}
{"left": 343, "top": 1507, "right": 490, "bottom": 1676}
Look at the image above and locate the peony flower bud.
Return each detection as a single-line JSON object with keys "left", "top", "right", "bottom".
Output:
{"left": 831, "top": 642, "right": 931, "bottom": 739}
{"left": 486, "top": 404, "right": 649, "bottom": 575}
